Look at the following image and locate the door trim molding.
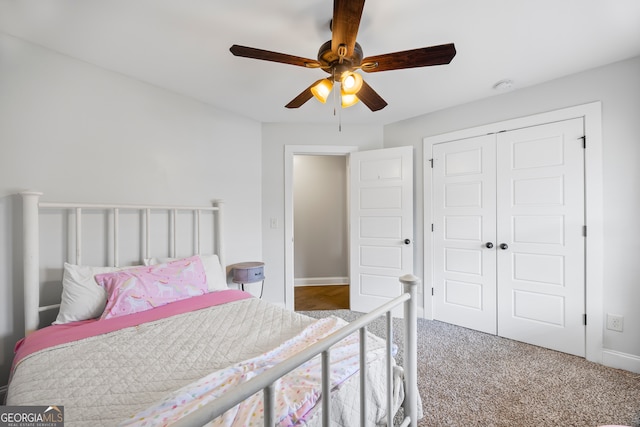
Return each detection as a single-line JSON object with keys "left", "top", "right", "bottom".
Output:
{"left": 423, "top": 101, "right": 602, "bottom": 364}
{"left": 284, "top": 145, "right": 359, "bottom": 310}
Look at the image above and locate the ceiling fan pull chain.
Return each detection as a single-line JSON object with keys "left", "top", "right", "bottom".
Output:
{"left": 332, "top": 67, "right": 342, "bottom": 132}
{"left": 333, "top": 68, "right": 338, "bottom": 117}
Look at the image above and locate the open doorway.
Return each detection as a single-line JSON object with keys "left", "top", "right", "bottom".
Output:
{"left": 292, "top": 155, "right": 349, "bottom": 311}
{"left": 284, "top": 145, "right": 414, "bottom": 313}
{"left": 284, "top": 145, "right": 358, "bottom": 310}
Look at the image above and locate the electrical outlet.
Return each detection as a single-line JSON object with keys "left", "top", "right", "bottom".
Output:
{"left": 606, "top": 314, "right": 624, "bottom": 332}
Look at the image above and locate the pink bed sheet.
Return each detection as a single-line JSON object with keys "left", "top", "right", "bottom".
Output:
{"left": 12, "top": 289, "right": 252, "bottom": 371}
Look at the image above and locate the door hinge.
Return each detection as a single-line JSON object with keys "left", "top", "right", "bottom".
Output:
{"left": 580, "top": 136, "right": 586, "bottom": 148}
{"left": 431, "top": 287, "right": 434, "bottom": 296}
{"left": 431, "top": 223, "right": 434, "bottom": 232}
{"left": 428, "top": 158, "right": 434, "bottom": 168}
{"left": 583, "top": 314, "right": 587, "bottom": 325}
{"left": 583, "top": 225, "right": 587, "bottom": 237}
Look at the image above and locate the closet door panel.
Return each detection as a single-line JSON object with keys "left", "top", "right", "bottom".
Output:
{"left": 496, "top": 118, "right": 585, "bottom": 357}
{"left": 433, "top": 135, "right": 497, "bottom": 334}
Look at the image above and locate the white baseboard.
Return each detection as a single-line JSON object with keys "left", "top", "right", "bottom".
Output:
{"left": 602, "top": 349, "right": 640, "bottom": 373}
{"left": 294, "top": 277, "right": 349, "bottom": 287}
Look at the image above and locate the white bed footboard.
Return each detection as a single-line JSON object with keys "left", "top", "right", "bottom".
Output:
{"left": 171, "top": 274, "right": 420, "bottom": 427}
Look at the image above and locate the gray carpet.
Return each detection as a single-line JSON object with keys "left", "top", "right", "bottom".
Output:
{"left": 298, "top": 309, "right": 640, "bottom": 427}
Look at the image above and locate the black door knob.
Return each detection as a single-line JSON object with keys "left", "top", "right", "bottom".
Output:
{"left": 485, "top": 242, "right": 494, "bottom": 249}
{"left": 404, "top": 239, "right": 411, "bottom": 245}
{"left": 499, "top": 243, "right": 509, "bottom": 250}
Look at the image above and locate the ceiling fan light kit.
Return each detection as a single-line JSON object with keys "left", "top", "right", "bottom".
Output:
{"left": 341, "top": 71, "right": 363, "bottom": 95}
{"left": 341, "top": 92, "right": 360, "bottom": 108}
{"left": 311, "top": 79, "right": 334, "bottom": 103}
{"left": 230, "top": 0, "right": 456, "bottom": 113}
{"left": 311, "top": 71, "right": 362, "bottom": 107}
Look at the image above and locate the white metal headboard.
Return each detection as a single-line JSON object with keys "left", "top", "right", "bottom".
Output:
{"left": 20, "top": 191, "right": 225, "bottom": 336}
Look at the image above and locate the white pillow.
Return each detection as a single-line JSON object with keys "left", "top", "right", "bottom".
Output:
{"left": 143, "top": 254, "right": 228, "bottom": 292}
{"left": 54, "top": 263, "right": 128, "bottom": 324}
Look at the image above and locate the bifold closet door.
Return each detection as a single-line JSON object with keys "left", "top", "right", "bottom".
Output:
{"left": 496, "top": 118, "right": 585, "bottom": 357}
{"left": 432, "top": 134, "right": 497, "bottom": 334}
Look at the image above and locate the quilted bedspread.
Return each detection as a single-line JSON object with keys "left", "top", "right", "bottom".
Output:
{"left": 7, "top": 294, "right": 403, "bottom": 426}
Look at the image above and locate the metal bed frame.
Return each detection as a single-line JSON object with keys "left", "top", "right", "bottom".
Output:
{"left": 19, "top": 191, "right": 419, "bottom": 426}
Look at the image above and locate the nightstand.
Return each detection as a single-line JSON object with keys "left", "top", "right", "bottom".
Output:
{"left": 230, "top": 262, "right": 265, "bottom": 297}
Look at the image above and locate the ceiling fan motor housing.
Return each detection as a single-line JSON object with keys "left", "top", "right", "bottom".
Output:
{"left": 317, "top": 40, "right": 363, "bottom": 79}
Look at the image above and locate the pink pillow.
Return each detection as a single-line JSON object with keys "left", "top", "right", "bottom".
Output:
{"left": 95, "top": 256, "right": 208, "bottom": 320}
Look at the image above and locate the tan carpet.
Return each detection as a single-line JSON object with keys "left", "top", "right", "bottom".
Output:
{"left": 298, "top": 309, "right": 640, "bottom": 427}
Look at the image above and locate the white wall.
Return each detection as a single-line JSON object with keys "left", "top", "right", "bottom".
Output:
{"left": 384, "top": 55, "right": 640, "bottom": 368}
{"left": 0, "top": 33, "right": 263, "bottom": 386}
{"left": 261, "top": 123, "right": 383, "bottom": 304}
{"left": 293, "top": 155, "right": 348, "bottom": 282}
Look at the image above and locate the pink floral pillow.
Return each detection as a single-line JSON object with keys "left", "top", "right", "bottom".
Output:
{"left": 95, "top": 255, "right": 208, "bottom": 320}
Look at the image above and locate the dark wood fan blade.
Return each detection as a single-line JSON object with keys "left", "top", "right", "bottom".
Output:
{"left": 230, "top": 45, "right": 322, "bottom": 68}
{"left": 331, "top": 0, "right": 365, "bottom": 58}
{"left": 285, "top": 80, "right": 323, "bottom": 108}
{"left": 361, "top": 43, "right": 456, "bottom": 73}
{"left": 357, "top": 80, "right": 387, "bottom": 111}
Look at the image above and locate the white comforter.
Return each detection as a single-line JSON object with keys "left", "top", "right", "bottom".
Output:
{"left": 8, "top": 296, "right": 403, "bottom": 426}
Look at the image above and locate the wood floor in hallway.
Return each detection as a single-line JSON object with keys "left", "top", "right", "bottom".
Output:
{"left": 294, "top": 284, "right": 350, "bottom": 311}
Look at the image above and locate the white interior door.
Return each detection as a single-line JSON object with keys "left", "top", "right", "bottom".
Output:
{"left": 496, "top": 118, "right": 585, "bottom": 356}
{"left": 349, "top": 146, "right": 414, "bottom": 313}
{"left": 431, "top": 118, "right": 586, "bottom": 356}
{"left": 432, "top": 135, "right": 497, "bottom": 334}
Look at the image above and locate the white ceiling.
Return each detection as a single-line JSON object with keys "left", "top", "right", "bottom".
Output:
{"left": 1, "top": 0, "right": 640, "bottom": 125}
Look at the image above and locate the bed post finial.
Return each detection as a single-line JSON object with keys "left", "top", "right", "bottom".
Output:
{"left": 21, "top": 191, "right": 43, "bottom": 336}
{"left": 400, "top": 273, "right": 420, "bottom": 427}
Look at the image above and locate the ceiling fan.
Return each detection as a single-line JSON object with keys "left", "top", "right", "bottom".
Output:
{"left": 230, "top": 0, "right": 456, "bottom": 112}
